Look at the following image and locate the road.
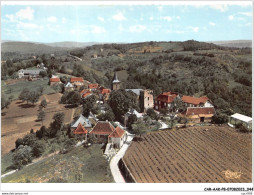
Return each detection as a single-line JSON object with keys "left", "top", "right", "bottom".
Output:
{"left": 109, "top": 132, "right": 135, "bottom": 183}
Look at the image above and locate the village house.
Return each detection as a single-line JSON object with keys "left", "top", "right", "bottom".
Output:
{"left": 18, "top": 68, "right": 44, "bottom": 79}
{"left": 70, "top": 77, "right": 84, "bottom": 89}
{"left": 71, "top": 114, "right": 92, "bottom": 131}
{"left": 80, "top": 89, "right": 92, "bottom": 99}
{"left": 98, "top": 86, "right": 111, "bottom": 102}
{"left": 49, "top": 77, "right": 61, "bottom": 86}
{"left": 154, "top": 92, "right": 179, "bottom": 110}
{"left": 181, "top": 96, "right": 213, "bottom": 108}
{"left": 64, "top": 82, "right": 74, "bottom": 92}
{"left": 185, "top": 107, "right": 215, "bottom": 123}
{"left": 72, "top": 123, "right": 88, "bottom": 136}
{"left": 88, "top": 83, "right": 99, "bottom": 91}
{"left": 89, "top": 121, "right": 127, "bottom": 148}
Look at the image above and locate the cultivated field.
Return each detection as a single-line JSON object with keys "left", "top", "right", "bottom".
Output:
{"left": 123, "top": 126, "right": 252, "bottom": 183}
{"left": 1, "top": 93, "right": 75, "bottom": 156}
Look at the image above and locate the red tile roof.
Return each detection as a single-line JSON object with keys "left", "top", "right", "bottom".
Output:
{"left": 156, "top": 92, "right": 178, "bottom": 103}
{"left": 186, "top": 107, "right": 215, "bottom": 116}
{"left": 70, "top": 77, "right": 84, "bottom": 83}
{"left": 82, "top": 91, "right": 92, "bottom": 98}
{"left": 89, "top": 121, "right": 115, "bottom": 135}
{"left": 73, "top": 123, "right": 88, "bottom": 135}
{"left": 101, "top": 88, "right": 111, "bottom": 95}
{"left": 80, "top": 89, "right": 89, "bottom": 95}
{"left": 50, "top": 78, "right": 60, "bottom": 82}
{"left": 88, "top": 84, "right": 99, "bottom": 89}
{"left": 109, "top": 126, "right": 125, "bottom": 138}
{"left": 182, "top": 96, "right": 210, "bottom": 105}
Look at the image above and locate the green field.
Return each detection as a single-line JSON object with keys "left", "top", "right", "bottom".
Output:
{"left": 2, "top": 144, "right": 114, "bottom": 183}
{"left": 1, "top": 79, "right": 56, "bottom": 100}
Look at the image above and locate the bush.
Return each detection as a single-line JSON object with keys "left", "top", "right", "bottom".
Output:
{"left": 12, "top": 145, "right": 33, "bottom": 169}
{"left": 31, "top": 140, "right": 46, "bottom": 157}
{"left": 235, "top": 123, "right": 250, "bottom": 133}
{"left": 212, "top": 112, "right": 228, "bottom": 124}
{"left": 146, "top": 108, "right": 159, "bottom": 121}
{"left": 15, "top": 138, "right": 24, "bottom": 149}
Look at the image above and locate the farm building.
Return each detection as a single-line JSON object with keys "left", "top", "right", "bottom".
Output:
{"left": 64, "top": 82, "right": 74, "bottom": 92}
{"left": 49, "top": 77, "right": 61, "bottom": 86}
{"left": 154, "top": 92, "right": 179, "bottom": 110}
{"left": 89, "top": 121, "right": 127, "bottom": 148}
{"left": 229, "top": 113, "right": 252, "bottom": 129}
{"left": 181, "top": 96, "right": 213, "bottom": 108}
{"left": 185, "top": 107, "right": 215, "bottom": 123}
{"left": 71, "top": 114, "right": 92, "bottom": 131}
{"left": 18, "top": 68, "right": 44, "bottom": 79}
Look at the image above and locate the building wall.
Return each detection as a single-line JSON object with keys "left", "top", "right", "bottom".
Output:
{"left": 140, "top": 90, "right": 154, "bottom": 112}
{"left": 204, "top": 101, "right": 214, "bottom": 107}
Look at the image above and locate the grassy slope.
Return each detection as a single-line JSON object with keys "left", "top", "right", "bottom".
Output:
{"left": 2, "top": 144, "right": 114, "bottom": 183}
{"left": 1, "top": 79, "right": 56, "bottom": 100}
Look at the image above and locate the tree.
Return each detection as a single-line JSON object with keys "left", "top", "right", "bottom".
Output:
{"left": 127, "top": 114, "right": 137, "bottom": 129}
{"left": 171, "top": 98, "right": 186, "bottom": 113}
{"left": 146, "top": 108, "right": 159, "bottom": 121}
{"left": 39, "top": 71, "right": 47, "bottom": 78}
{"left": 49, "top": 112, "right": 65, "bottom": 138}
{"left": 1, "top": 96, "right": 11, "bottom": 109}
{"left": 40, "top": 99, "right": 47, "bottom": 109}
{"left": 36, "top": 126, "right": 48, "bottom": 139}
{"left": 108, "top": 89, "right": 139, "bottom": 121}
{"left": 37, "top": 110, "right": 46, "bottom": 125}
{"left": 212, "top": 111, "right": 228, "bottom": 124}
{"left": 12, "top": 145, "right": 33, "bottom": 169}
{"left": 15, "top": 138, "right": 24, "bottom": 149}
{"left": 97, "top": 110, "right": 115, "bottom": 121}
{"left": 82, "top": 95, "right": 97, "bottom": 117}
{"left": 131, "top": 119, "right": 147, "bottom": 138}
{"left": 28, "top": 91, "right": 40, "bottom": 105}
{"left": 31, "top": 140, "right": 45, "bottom": 158}
{"left": 19, "top": 88, "right": 30, "bottom": 104}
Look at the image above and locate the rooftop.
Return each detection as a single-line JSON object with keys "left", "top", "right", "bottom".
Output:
{"left": 230, "top": 113, "right": 252, "bottom": 123}
{"left": 90, "top": 121, "right": 115, "bottom": 135}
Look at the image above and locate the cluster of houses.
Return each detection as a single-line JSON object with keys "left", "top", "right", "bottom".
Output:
{"left": 71, "top": 114, "right": 127, "bottom": 149}
{"left": 18, "top": 63, "right": 47, "bottom": 79}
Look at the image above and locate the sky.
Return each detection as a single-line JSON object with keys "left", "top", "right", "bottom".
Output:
{"left": 1, "top": 3, "right": 253, "bottom": 43}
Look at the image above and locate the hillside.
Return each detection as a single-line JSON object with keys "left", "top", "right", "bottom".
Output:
{"left": 45, "top": 41, "right": 99, "bottom": 48}
{"left": 1, "top": 40, "right": 252, "bottom": 117}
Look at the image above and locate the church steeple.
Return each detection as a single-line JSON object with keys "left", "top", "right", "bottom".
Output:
{"left": 112, "top": 72, "right": 121, "bottom": 90}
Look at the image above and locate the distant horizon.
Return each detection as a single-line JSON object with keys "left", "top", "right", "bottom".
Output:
{"left": 1, "top": 39, "right": 252, "bottom": 44}
{"left": 1, "top": 3, "right": 252, "bottom": 43}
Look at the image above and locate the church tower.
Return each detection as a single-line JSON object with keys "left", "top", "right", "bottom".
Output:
{"left": 112, "top": 72, "right": 121, "bottom": 90}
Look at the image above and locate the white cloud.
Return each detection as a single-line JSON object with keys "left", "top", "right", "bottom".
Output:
{"left": 112, "top": 12, "right": 126, "bottom": 21}
{"left": 129, "top": 25, "right": 147, "bottom": 33}
{"left": 149, "top": 16, "right": 154, "bottom": 21}
{"left": 91, "top": 26, "right": 106, "bottom": 34}
{"left": 175, "top": 30, "right": 184, "bottom": 34}
{"left": 176, "top": 16, "right": 181, "bottom": 20}
{"left": 98, "top": 16, "right": 104, "bottom": 22}
{"left": 228, "top": 15, "right": 234, "bottom": 20}
{"left": 5, "top": 14, "right": 15, "bottom": 22}
{"left": 239, "top": 12, "right": 252, "bottom": 17}
{"left": 16, "top": 7, "right": 34, "bottom": 20}
{"left": 140, "top": 17, "right": 144, "bottom": 21}
{"left": 161, "top": 16, "right": 172, "bottom": 22}
{"left": 209, "top": 22, "right": 216, "bottom": 26}
{"left": 188, "top": 26, "right": 199, "bottom": 33}
{"left": 16, "top": 21, "right": 42, "bottom": 30}
{"left": 157, "top": 6, "right": 163, "bottom": 12}
{"left": 47, "top": 16, "right": 57, "bottom": 23}
{"left": 62, "top": 17, "right": 66, "bottom": 24}
{"left": 119, "top": 24, "right": 124, "bottom": 32}
{"left": 210, "top": 5, "right": 228, "bottom": 12}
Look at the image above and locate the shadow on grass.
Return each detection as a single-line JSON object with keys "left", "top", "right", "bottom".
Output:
{"left": 132, "top": 137, "right": 143, "bottom": 142}
{"left": 18, "top": 104, "right": 36, "bottom": 109}
{"left": 15, "top": 101, "right": 23, "bottom": 105}
{"left": 64, "top": 104, "right": 78, "bottom": 109}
